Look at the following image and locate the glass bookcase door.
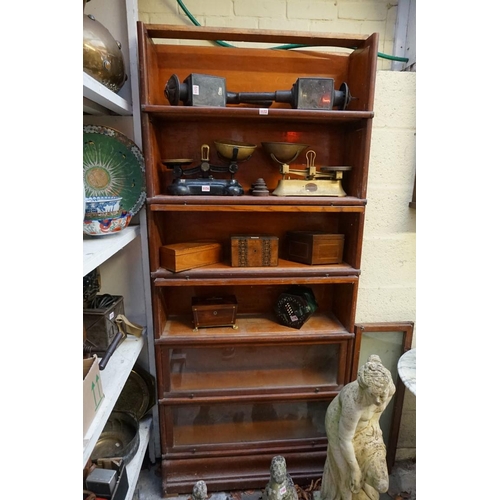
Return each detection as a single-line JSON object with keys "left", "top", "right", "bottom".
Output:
{"left": 162, "top": 343, "right": 345, "bottom": 395}
{"left": 163, "top": 399, "right": 330, "bottom": 449}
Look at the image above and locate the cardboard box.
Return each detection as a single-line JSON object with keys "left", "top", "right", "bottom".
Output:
{"left": 83, "top": 355, "right": 105, "bottom": 437}
{"left": 286, "top": 231, "right": 344, "bottom": 265}
{"left": 230, "top": 235, "right": 279, "bottom": 267}
{"left": 192, "top": 295, "right": 238, "bottom": 330}
{"left": 160, "top": 241, "right": 222, "bottom": 272}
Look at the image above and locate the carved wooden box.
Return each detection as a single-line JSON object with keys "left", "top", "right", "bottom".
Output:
{"left": 230, "top": 235, "right": 279, "bottom": 267}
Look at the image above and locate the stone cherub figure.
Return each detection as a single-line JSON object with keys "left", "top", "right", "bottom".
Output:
{"left": 192, "top": 480, "right": 208, "bottom": 500}
{"left": 263, "top": 456, "right": 298, "bottom": 500}
{"left": 320, "top": 354, "right": 396, "bottom": 500}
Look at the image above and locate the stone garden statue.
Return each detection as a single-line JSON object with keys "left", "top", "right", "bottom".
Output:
{"left": 192, "top": 480, "right": 208, "bottom": 500}
{"left": 263, "top": 456, "right": 298, "bottom": 500}
{"left": 320, "top": 355, "right": 396, "bottom": 500}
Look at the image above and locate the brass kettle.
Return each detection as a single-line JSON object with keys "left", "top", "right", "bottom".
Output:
{"left": 83, "top": 0, "right": 127, "bottom": 93}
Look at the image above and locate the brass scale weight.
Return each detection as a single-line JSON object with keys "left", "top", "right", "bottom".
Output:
{"left": 163, "top": 73, "right": 353, "bottom": 197}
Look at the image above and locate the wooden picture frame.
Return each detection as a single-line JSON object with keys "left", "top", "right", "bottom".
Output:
{"left": 352, "top": 322, "right": 414, "bottom": 472}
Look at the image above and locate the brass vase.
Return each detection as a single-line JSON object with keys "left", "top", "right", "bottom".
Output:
{"left": 83, "top": 0, "right": 127, "bottom": 93}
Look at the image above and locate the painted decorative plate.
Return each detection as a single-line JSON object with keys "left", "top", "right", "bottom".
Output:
{"left": 83, "top": 125, "right": 146, "bottom": 216}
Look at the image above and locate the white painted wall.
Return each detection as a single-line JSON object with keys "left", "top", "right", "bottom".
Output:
{"left": 138, "top": 0, "right": 416, "bottom": 460}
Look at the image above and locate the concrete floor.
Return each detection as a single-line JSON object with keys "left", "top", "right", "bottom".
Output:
{"left": 132, "top": 458, "right": 416, "bottom": 500}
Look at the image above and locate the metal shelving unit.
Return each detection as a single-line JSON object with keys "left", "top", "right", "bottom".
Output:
{"left": 82, "top": 0, "right": 157, "bottom": 496}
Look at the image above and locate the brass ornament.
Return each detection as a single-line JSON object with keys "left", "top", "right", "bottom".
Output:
{"left": 83, "top": 0, "right": 126, "bottom": 93}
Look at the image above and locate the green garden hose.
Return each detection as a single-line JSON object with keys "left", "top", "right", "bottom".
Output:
{"left": 176, "top": 0, "right": 409, "bottom": 62}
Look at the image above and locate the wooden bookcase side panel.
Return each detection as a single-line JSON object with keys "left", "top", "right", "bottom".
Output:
{"left": 339, "top": 210, "right": 364, "bottom": 270}
{"left": 343, "top": 123, "right": 371, "bottom": 199}
{"left": 141, "top": 117, "right": 163, "bottom": 199}
{"left": 137, "top": 24, "right": 158, "bottom": 109}
{"left": 346, "top": 33, "right": 379, "bottom": 112}
{"left": 140, "top": 116, "right": 154, "bottom": 198}
{"left": 145, "top": 207, "right": 160, "bottom": 273}
{"left": 330, "top": 280, "right": 358, "bottom": 333}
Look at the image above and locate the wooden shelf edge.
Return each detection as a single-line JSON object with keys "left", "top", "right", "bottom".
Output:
{"left": 141, "top": 104, "right": 373, "bottom": 122}
{"left": 152, "top": 260, "right": 360, "bottom": 282}
{"left": 83, "top": 225, "right": 141, "bottom": 277}
{"left": 158, "top": 391, "right": 339, "bottom": 405}
{"left": 83, "top": 72, "right": 132, "bottom": 116}
{"left": 155, "top": 331, "right": 355, "bottom": 346}
{"left": 83, "top": 334, "right": 145, "bottom": 467}
{"left": 142, "top": 23, "right": 370, "bottom": 47}
{"left": 147, "top": 196, "right": 367, "bottom": 209}
{"left": 154, "top": 313, "right": 353, "bottom": 345}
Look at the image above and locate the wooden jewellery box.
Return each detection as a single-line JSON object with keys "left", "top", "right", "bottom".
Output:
{"left": 286, "top": 231, "right": 344, "bottom": 265}
{"left": 191, "top": 295, "right": 238, "bottom": 331}
{"left": 230, "top": 235, "right": 279, "bottom": 267}
{"left": 160, "top": 241, "right": 222, "bottom": 272}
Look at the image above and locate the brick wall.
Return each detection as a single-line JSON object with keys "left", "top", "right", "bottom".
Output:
{"left": 139, "top": 0, "right": 416, "bottom": 461}
{"left": 360, "top": 70, "right": 416, "bottom": 461}
{"left": 139, "top": 0, "right": 399, "bottom": 70}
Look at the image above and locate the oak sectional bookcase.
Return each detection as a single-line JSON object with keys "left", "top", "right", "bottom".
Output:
{"left": 137, "top": 23, "right": 378, "bottom": 496}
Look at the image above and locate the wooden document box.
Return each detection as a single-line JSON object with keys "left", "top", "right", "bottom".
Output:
{"left": 191, "top": 295, "right": 238, "bottom": 330}
{"left": 231, "top": 235, "right": 279, "bottom": 267}
{"left": 160, "top": 242, "right": 222, "bottom": 272}
{"left": 286, "top": 231, "right": 344, "bottom": 265}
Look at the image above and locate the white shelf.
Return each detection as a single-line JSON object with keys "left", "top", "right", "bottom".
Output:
{"left": 83, "top": 225, "right": 141, "bottom": 277}
{"left": 124, "top": 416, "right": 152, "bottom": 500}
{"left": 83, "top": 334, "right": 145, "bottom": 467}
{"left": 83, "top": 72, "right": 132, "bottom": 116}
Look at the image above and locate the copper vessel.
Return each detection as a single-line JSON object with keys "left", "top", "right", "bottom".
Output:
{"left": 83, "top": 0, "right": 126, "bottom": 93}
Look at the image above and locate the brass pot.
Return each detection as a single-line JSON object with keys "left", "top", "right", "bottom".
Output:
{"left": 83, "top": 1, "right": 126, "bottom": 93}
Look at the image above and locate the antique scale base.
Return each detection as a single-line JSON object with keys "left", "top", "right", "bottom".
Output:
{"left": 272, "top": 179, "right": 347, "bottom": 197}
{"left": 168, "top": 177, "right": 244, "bottom": 196}
{"left": 163, "top": 141, "right": 256, "bottom": 196}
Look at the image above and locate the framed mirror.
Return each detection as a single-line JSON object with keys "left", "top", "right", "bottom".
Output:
{"left": 352, "top": 322, "right": 414, "bottom": 471}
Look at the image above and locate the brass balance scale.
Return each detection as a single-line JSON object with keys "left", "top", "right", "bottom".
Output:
{"left": 162, "top": 140, "right": 256, "bottom": 196}
{"left": 262, "top": 142, "right": 351, "bottom": 197}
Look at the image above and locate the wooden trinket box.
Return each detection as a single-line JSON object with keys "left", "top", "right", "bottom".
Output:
{"left": 191, "top": 295, "right": 238, "bottom": 330}
{"left": 231, "top": 235, "right": 279, "bottom": 267}
{"left": 160, "top": 241, "right": 222, "bottom": 272}
{"left": 286, "top": 231, "right": 344, "bottom": 265}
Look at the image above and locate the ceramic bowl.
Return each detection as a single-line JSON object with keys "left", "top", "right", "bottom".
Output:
{"left": 85, "top": 196, "right": 123, "bottom": 220}
{"left": 83, "top": 211, "right": 132, "bottom": 236}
